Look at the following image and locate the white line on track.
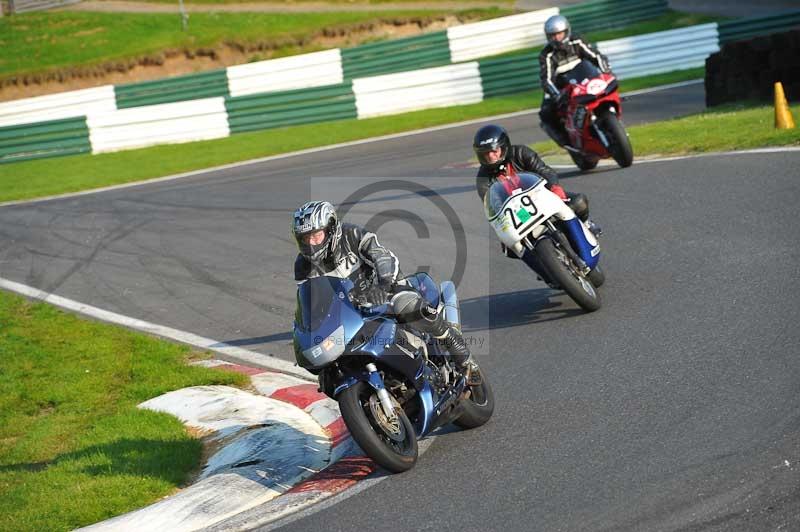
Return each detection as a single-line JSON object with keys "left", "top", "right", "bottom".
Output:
{"left": 626, "top": 146, "right": 800, "bottom": 163}
{"left": 550, "top": 146, "right": 800, "bottom": 169}
{"left": 0, "top": 79, "right": 705, "bottom": 209}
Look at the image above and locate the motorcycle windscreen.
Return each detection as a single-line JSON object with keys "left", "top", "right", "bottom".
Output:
{"left": 294, "top": 276, "right": 363, "bottom": 368}
{"left": 556, "top": 59, "right": 601, "bottom": 86}
{"left": 484, "top": 173, "right": 543, "bottom": 221}
{"left": 296, "top": 276, "right": 346, "bottom": 332}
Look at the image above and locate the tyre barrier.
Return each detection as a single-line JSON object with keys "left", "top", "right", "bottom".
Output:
{"left": 705, "top": 29, "right": 800, "bottom": 106}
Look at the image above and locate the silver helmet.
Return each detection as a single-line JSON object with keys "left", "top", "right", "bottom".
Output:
{"left": 544, "top": 15, "right": 571, "bottom": 48}
{"left": 292, "top": 201, "right": 342, "bottom": 264}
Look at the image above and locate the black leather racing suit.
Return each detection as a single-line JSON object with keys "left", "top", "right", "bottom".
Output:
{"left": 538, "top": 35, "right": 610, "bottom": 144}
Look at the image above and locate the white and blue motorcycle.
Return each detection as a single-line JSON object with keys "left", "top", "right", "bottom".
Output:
{"left": 293, "top": 273, "right": 494, "bottom": 473}
{"left": 485, "top": 172, "right": 604, "bottom": 311}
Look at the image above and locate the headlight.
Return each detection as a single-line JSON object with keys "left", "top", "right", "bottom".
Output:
{"left": 586, "top": 79, "right": 608, "bottom": 95}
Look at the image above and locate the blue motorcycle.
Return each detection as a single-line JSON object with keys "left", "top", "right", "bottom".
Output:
{"left": 293, "top": 273, "right": 494, "bottom": 473}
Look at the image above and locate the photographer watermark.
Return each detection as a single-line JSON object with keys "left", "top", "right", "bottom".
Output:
{"left": 337, "top": 179, "right": 468, "bottom": 287}
{"left": 309, "top": 175, "right": 491, "bottom": 355}
{"left": 311, "top": 332, "right": 486, "bottom": 352}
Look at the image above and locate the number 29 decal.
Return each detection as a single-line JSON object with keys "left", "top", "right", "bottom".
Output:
{"left": 504, "top": 194, "right": 538, "bottom": 230}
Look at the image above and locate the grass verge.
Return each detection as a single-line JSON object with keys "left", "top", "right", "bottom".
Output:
{"left": 0, "top": 69, "right": 704, "bottom": 203}
{"left": 0, "top": 9, "right": 505, "bottom": 81}
{"left": 1, "top": 8, "right": 716, "bottom": 86}
{"left": 0, "top": 289, "right": 247, "bottom": 532}
{"left": 532, "top": 102, "right": 800, "bottom": 159}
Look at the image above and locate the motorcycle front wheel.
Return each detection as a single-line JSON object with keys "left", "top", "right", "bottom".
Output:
{"left": 535, "top": 238, "right": 601, "bottom": 312}
{"left": 601, "top": 111, "right": 633, "bottom": 168}
{"left": 338, "top": 381, "right": 418, "bottom": 473}
{"left": 569, "top": 150, "right": 599, "bottom": 171}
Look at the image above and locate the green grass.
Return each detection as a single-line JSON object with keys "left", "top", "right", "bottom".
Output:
{"left": 532, "top": 102, "right": 800, "bottom": 158}
{"left": 0, "top": 8, "right": 506, "bottom": 79}
{"left": 0, "top": 289, "right": 247, "bottom": 532}
{"left": 0, "top": 8, "right": 715, "bottom": 83}
{"left": 0, "top": 69, "right": 707, "bottom": 203}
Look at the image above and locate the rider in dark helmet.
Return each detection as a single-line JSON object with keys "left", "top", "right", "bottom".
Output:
{"left": 292, "top": 200, "right": 480, "bottom": 384}
{"left": 538, "top": 14, "right": 610, "bottom": 147}
{"left": 474, "top": 124, "right": 592, "bottom": 220}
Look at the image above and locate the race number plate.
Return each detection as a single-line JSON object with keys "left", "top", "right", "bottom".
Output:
{"left": 493, "top": 191, "right": 546, "bottom": 244}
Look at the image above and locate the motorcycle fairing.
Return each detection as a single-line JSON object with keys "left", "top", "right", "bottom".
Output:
{"left": 560, "top": 217, "right": 600, "bottom": 270}
{"left": 353, "top": 318, "right": 425, "bottom": 382}
{"left": 486, "top": 174, "right": 576, "bottom": 256}
{"left": 559, "top": 59, "right": 623, "bottom": 157}
{"left": 294, "top": 277, "right": 365, "bottom": 370}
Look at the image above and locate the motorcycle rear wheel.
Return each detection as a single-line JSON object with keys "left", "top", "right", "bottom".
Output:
{"left": 535, "top": 238, "right": 601, "bottom": 312}
{"left": 601, "top": 111, "right": 633, "bottom": 168}
{"left": 339, "top": 381, "right": 418, "bottom": 473}
{"left": 454, "top": 367, "right": 495, "bottom": 429}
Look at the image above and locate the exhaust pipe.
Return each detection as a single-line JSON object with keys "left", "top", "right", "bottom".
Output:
{"left": 440, "top": 281, "right": 460, "bottom": 329}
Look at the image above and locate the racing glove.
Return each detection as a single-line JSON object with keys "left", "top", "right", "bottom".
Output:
{"left": 549, "top": 183, "right": 568, "bottom": 201}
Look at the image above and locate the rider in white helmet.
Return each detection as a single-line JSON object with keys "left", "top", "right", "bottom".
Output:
{"left": 538, "top": 14, "right": 610, "bottom": 147}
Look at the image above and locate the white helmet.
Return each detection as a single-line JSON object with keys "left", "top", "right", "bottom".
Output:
{"left": 544, "top": 15, "right": 571, "bottom": 49}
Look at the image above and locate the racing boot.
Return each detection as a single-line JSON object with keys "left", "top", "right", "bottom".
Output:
{"left": 541, "top": 121, "right": 570, "bottom": 148}
{"left": 566, "top": 193, "right": 602, "bottom": 237}
{"left": 391, "top": 290, "right": 482, "bottom": 386}
{"left": 586, "top": 220, "right": 603, "bottom": 237}
{"left": 422, "top": 307, "right": 482, "bottom": 387}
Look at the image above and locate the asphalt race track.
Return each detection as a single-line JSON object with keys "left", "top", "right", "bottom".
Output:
{"left": 1, "top": 81, "right": 798, "bottom": 530}
{"left": 0, "top": 81, "right": 706, "bottom": 363}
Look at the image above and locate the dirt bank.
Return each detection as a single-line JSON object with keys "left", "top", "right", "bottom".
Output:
{"left": 1, "top": 13, "right": 481, "bottom": 101}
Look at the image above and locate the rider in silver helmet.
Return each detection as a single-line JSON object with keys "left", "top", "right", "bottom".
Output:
{"left": 538, "top": 14, "right": 610, "bottom": 147}
{"left": 292, "top": 200, "right": 481, "bottom": 384}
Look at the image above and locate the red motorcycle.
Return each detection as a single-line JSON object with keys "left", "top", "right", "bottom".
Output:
{"left": 555, "top": 59, "right": 633, "bottom": 171}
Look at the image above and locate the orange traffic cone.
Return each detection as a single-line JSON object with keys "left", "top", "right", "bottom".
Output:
{"left": 774, "top": 82, "right": 796, "bottom": 129}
